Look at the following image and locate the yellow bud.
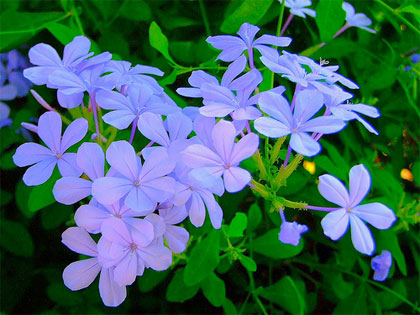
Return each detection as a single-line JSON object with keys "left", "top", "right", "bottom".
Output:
{"left": 303, "top": 160, "right": 316, "bottom": 175}
{"left": 400, "top": 168, "right": 413, "bottom": 182}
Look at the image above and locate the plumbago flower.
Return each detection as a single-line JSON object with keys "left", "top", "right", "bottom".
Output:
{"left": 342, "top": 2, "right": 376, "bottom": 34}
{"left": 207, "top": 22, "right": 292, "bottom": 67}
{"left": 92, "top": 140, "right": 176, "bottom": 214}
{"left": 182, "top": 119, "right": 259, "bottom": 193}
{"left": 254, "top": 89, "right": 346, "bottom": 156}
{"left": 13, "top": 111, "right": 88, "bottom": 185}
{"left": 278, "top": 209, "right": 308, "bottom": 246}
{"left": 53, "top": 142, "right": 105, "bottom": 205}
{"left": 318, "top": 164, "right": 396, "bottom": 255}
{"left": 371, "top": 250, "right": 392, "bottom": 281}
{"left": 280, "top": 0, "right": 316, "bottom": 18}
{"left": 62, "top": 227, "right": 126, "bottom": 307}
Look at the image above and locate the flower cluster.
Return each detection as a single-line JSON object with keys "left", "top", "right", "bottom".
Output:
{"left": 0, "top": 50, "right": 32, "bottom": 127}
{"left": 14, "top": 15, "right": 396, "bottom": 306}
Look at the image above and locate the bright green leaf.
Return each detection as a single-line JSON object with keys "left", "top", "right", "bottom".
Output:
{"left": 149, "top": 21, "right": 176, "bottom": 64}
{"left": 228, "top": 212, "right": 247, "bottom": 237}
{"left": 251, "top": 229, "right": 303, "bottom": 259}
{"left": 238, "top": 253, "right": 257, "bottom": 272}
{"left": 46, "top": 22, "right": 81, "bottom": 45}
{"left": 201, "top": 272, "right": 226, "bottom": 307}
{"left": 28, "top": 169, "right": 60, "bottom": 212}
{"left": 333, "top": 284, "right": 367, "bottom": 315}
{"left": 315, "top": 0, "right": 345, "bottom": 42}
{"left": 184, "top": 229, "right": 221, "bottom": 286}
{"left": 221, "top": 0, "right": 273, "bottom": 34}
{"left": 223, "top": 298, "right": 238, "bottom": 315}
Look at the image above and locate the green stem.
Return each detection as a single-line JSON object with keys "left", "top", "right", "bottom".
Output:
{"left": 199, "top": 0, "right": 211, "bottom": 37}
{"left": 397, "top": 77, "right": 420, "bottom": 119}
{"left": 293, "top": 258, "right": 420, "bottom": 312}
{"left": 106, "top": 0, "right": 129, "bottom": 27}
{"left": 70, "top": 0, "right": 85, "bottom": 36}
{"left": 375, "top": 0, "right": 420, "bottom": 35}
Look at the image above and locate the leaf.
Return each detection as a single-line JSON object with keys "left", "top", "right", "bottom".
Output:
{"left": 411, "top": 161, "right": 420, "bottom": 186}
{"left": 333, "top": 284, "right": 367, "bottom": 315}
{"left": 0, "top": 10, "right": 66, "bottom": 51}
{"left": 47, "top": 282, "right": 83, "bottom": 306}
{"left": 41, "top": 203, "right": 72, "bottom": 230}
{"left": 377, "top": 280, "right": 407, "bottom": 310}
{"left": 238, "top": 253, "right": 257, "bottom": 272}
{"left": 260, "top": 276, "right": 306, "bottom": 315}
{"left": 221, "top": 0, "right": 273, "bottom": 34}
{"left": 137, "top": 269, "right": 170, "bottom": 293}
{"left": 15, "top": 181, "right": 35, "bottom": 219}
{"left": 376, "top": 230, "right": 407, "bottom": 276}
{"left": 166, "top": 268, "right": 200, "bottom": 302}
{"left": 120, "top": 0, "right": 151, "bottom": 21}
{"left": 251, "top": 229, "right": 303, "bottom": 259}
{"left": 247, "top": 203, "right": 262, "bottom": 233}
{"left": 328, "top": 272, "right": 354, "bottom": 300}
{"left": 184, "top": 229, "right": 221, "bottom": 286}
{"left": 228, "top": 212, "right": 248, "bottom": 237}
{"left": 46, "top": 22, "right": 81, "bottom": 45}
{"left": 365, "top": 67, "right": 398, "bottom": 91}
{"left": 201, "top": 272, "right": 226, "bottom": 307}
{"left": 0, "top": 219, "right": 34, "bottom": 257}
{"left": 223, "top": 298, "right": 238, "bottom": 315}
{"left": 28, "top": 169, "right": 60, "bottom": 212}
{"left": 315, "top": 0, "right": 345, "bottom": 42}
{"left": 149, "top": 21, "right": 176, "bottom": 64}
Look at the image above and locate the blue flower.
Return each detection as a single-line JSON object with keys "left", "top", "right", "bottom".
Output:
{"left": 254, "top": 89, "right": 346, "bottom": 156}
{"left": 206, "top": 22, "right": 291, "bottom": 66}
{"left": 371, "top": 250, "right": 392, "bottom": 281}
{"left": 278, "top": 209, "right": 308, "bottom": 246}
{"left": 280, "top": 0, "right": 316, "bottom": 18}
{"left": 318, "top": 165, "right": 396, "bottom": 255}
{"left": 343, "top": 2, "right": 376, "bottom": 34}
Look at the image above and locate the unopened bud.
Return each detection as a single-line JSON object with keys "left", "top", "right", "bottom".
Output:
{"left": 30, "top": 89, "right": 54, "bottom": 111}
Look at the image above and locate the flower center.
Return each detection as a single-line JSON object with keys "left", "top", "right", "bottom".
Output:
{"left": 56, "top": 153, "right": 62, "bottom": 159}
{"left": 133, "top": 180, "right": 141, "bottom": 187}
{"left": 129, "top": 243, "right": 137, "bottom": 252}
{"left": 225, "top": 164, "right": 231, "bottom": 169}
{"left": 346, "top": 207, "right": 352, "bottom": 213}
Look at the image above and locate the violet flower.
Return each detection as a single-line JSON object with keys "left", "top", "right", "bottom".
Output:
{"left": 254, "top": 89, "right": 345, "bottom": 156}
{"left": 280, "top": 0, "right": 316, "bottom": 18}
{"left": 62, "top": 227, "right": 127, "bottom": 307}
{"left": 92, "top": 140, "right": 175, "bottom": 214}
{"left": 53, "top": 142, "right": 105, "bottom": 205}
{"left": 342, "top": 2, "right": 376, "bottom": 34}
{"left": 371, "top": 250, "right": 392, "bottom": 281}
{"left": 278, "top": 209, "right": 308, "bottom": 246}
{"left": 207, "top": 22, "right": 291, "bottom": 68}
{"left": 182, "top": 119, "right": 259, "bottom": 193}
{"left": 319, "top": 164, "right": 396, "bottom": 255}
{"left": 98, "top": 218, "right": 172, "bottom": 286}
{"left": 13, "top": 111, "right": 88, "bottom": 186}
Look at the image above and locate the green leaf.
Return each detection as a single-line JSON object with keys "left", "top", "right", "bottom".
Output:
{"left": 201, "top": 272, "right": 226, "bottom": 307}
{"left": 260, "top": 276, "right": 306, "bottom": 315}
{"left": 46, "top": 22, "right": 80, "bottom": 45}
{"left": 28, "top": 169, "right": 60, "bottom": 212}
{"left": 41, "top": 203, "right": 72, "bottom": 230}
{"left": 220, "top": 0, "right": 273, "bottom": 34}
{"left": 47, "top": 282, "right": 83, "bottom": 306}
{"left": 315, "top": 0, "right": 345, "bottom": 42}
{"left": 333, "top": 284, "right": 367, "bottom": 315}
{"left": 411, "top": 161, "right": 420, "bottom": 186}
{"left": 15, "top": 181, "right": 35, "bottom": 219}
{"left": 378, "top": 280, "right": 407, "bottom": 310}
{"left": 149, "top": 21, "right": 176, "bottom": 64}
{"left": 247, "top": 203, "right": 262, "bottom": 233}
{"left": 376, "top": 230, "right": 407, "bottom": 276}
{"left": 328, "top": 272, "right": 354, "bottom": 300}
{"left": 0, "top": 10, "right": 67, "bottom": 51}
{"left": 251, "top": 229, "right": 303, "bottom": 259}
{"left": 120, "top": 0, "right": 151, "bottom": 21}
{"left": 166, "top": 268, "right": 200, "bottom": 302}
{"left": 238, "top": 253, "right": 257, "bottom": 272}
{"left": 0, "top": 219, "right": 34, "bottom": 257}
{"left": 223, "top": 298, "right": 238, "bottom": 315}
{"left": 137, "top": 269, "right": 170, "bottom": 293}
{"left": 184, "top": 229, "right": 221, "bottom": 286}
{"left": 365, "top": 67, "right": 398, "bottom": 91}
{"left": 228, "top": 212, "right": 247, "bottom": 237}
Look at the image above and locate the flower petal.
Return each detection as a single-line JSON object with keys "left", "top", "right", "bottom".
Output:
{"left": 62, "top": 227, "right": 97, "bottom": 256}
{"left": 77, "top": 142, "right": 104, "bottom": 180}
{"left": 223, "top": 166, "right": 251, "bottom": 193}
{"left": 254, "top": 117, "right": 291, "bottom": 138}
{"left": 53, "top": 177, "right": 92, "bottom": 205}
{"left": 318, "top": 174, "right": 350, "bottom": 207}
{"left": 230, "top": 133, "right": 259, "bottom": 165}
{"left": 63, "top": 258, "right": 100, "bottom": 291}
{"left": 60, "top": 118, "right": 88, "bottom": 152}
{"left": 22, "top": 157, "right": 57, "bottom": 186}
{"left": 352, "top": 203, "right": 396, "bottom": 229}
{"left": 320, "top": 208, "right": 349, "bottom": 241}
{"left": 38, "top": 111, "right": 61, "bottom": 153}
{"left": 106, "top": 140, "right": 140, "bottom": 181}
{"left": 348, "top": 164, "right": 371, "bottom": 207}
{"left": 349, "top": 215, "right": 375, "bottom": 255}
{"left": 290, "top": 132, "right": 321, "bottom": 157}
{"left": 92, "top": 177, "right": 133, "bottom": 205}
{"left": 74, "top": 204, "right": 111, "bottom": 234}
{"left": 13, "top": 142, "right": 52, "bottom": 167}
{"left": 99, "top": 267, "right": 127, "bottom": 307}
